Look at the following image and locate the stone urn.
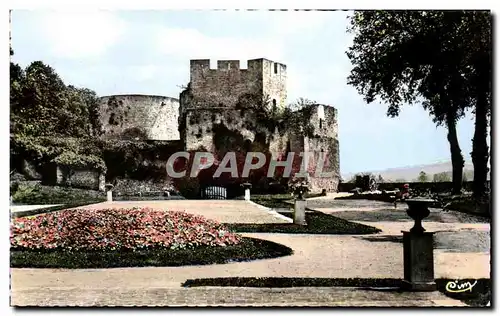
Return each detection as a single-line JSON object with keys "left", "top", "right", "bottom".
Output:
{"left": 405, "top": 198, "right": 434, "bottom": 234}
{"left": 241, "top": 182, "right": 252, "bottom": 190}
{"left": 294, "top": 183, "right": 309, "bottom": 200}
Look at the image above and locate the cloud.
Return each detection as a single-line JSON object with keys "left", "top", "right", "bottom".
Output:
{"left": 268, "top": 10, "right": 344, "bottom": 35}
{"left": 38, "top": 10, "right": 127, "bottom": 59}
{"left": 128, "top": 65, "right": 158, "bottom": 82}
{"left": 155, "top": 27, "right": 285, "bottom": 62}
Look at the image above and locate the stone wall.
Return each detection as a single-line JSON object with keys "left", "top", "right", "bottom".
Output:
{"left": 182, "top": 103, "right": 340, "bottom": 193}
{"left": 21, "top": 159, "right": 42, "bottom": 180}
{"left": 285, "top": 104, "right": 340, "bottom": 193}
{"left": 112, "top": 178, "right": 174, "bottom": 195}
{"left": 184, "top": 108, "right": 280, "bottom": 152}
{"left": 98, "top": 94, "right": 180, "bottom": 141}
{"left": 56, "top": 166, "right": 105, "bottom": 191}
{"left": 262, "top": 59, "right": 287, "bottom": 110}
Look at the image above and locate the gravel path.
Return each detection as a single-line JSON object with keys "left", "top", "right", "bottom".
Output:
{"left": 11, "top": 286, "right": 465, "bottom": 307}
{"left": 11, "top": 232, "right": 489, "bottom": 290}
{"left": 78, "top": 200, "right": 290, "bottom": 224}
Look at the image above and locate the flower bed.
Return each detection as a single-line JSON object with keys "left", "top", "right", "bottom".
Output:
{"left": 11, "top": 208, "right": 242, "bottom": 251}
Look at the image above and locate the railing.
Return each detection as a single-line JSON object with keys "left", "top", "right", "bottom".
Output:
{"left": 200, "top": 186, "right": 227, "bottom": 200}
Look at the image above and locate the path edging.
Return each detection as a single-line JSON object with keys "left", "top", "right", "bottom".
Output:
{"left": 246, "top": 201, "right": 293, "bottom": 223}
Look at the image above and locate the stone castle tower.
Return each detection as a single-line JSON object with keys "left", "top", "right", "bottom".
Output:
{"left": 179, "top": 58, "right": 340, "bottom": 192}
{"left": 185, "top": 58, "right": 287, "bottom": 110}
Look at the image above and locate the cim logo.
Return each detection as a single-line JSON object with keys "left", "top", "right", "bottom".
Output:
{"left": 445, "top": 280, "right": 478, "bottom": 293}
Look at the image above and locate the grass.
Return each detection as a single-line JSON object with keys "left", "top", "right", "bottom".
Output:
{"left": 10, "top": 237, "right": 293, "bottom": 269}
{"left": 226, "top": 210, "right": 381, "bottom": 234}
{"left": 243, "top": 193, "right": 381, "bottom": 234}
{"left": 251, "top": 192, "right": 325, "bottom": 209}
{"left": 445, "top": 197, "right": 491, "bottom": 218}
{"left": 11, "top": 183, "right": 106, "bottom": 205}
{"left": 182, "top": 277, "right": 491, "bottom": 307}
{"left": 10, "top": 200, "right": 105, "bottom": 218}
{"left": 251, "top": 194, "right": 294, "bottom": 209}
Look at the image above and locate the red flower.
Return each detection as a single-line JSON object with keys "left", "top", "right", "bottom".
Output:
{"left": 10, "top": 208, "right": 242, "bottom": 251}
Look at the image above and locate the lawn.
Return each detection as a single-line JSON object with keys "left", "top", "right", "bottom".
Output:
{"left": 227, "top": 210, "right": 381, "bottom": 235}
{"left": 251, "top": 192, "right": 324, "bottom": 209}
{"left": 11, "top": 237, "right": 292, "bottom": 269}
{"left": 236, "top": 194, "right": 381, "bottom": 234}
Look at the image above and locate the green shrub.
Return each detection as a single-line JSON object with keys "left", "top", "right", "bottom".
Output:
{"left": 174, "top": 177, "right": 200, "bottom": 199}
{"left": 12, "top": 182, "right": 41, "bottom": 202}
{"left": 11, "top": 183, "right": 105, "bottom": 205}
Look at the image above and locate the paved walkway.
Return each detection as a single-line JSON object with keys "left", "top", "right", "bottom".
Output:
{"left": 77, "top": 200, "right": 290, "bottom": 224}
{"left": 11, "top": 286, "right": 464, "bottom": 307}
{"left": 10, "top": 204, "right": 62, "bottom": 213}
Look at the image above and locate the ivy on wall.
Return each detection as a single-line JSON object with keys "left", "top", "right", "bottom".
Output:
{"left": 11, "top": 135, "right": 105, "bottom": 172}
{"left": 11, "top": 134, "right": 184, "bottom": 181}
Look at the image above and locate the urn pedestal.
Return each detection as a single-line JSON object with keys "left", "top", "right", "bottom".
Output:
{"left": 293, "top": 184, "right": 309, "bottom": 226}
{"left": 105, "top": 184, "right": 114, "bottom": 202}
{"left": 402, "top": 198, "right": 436, "bottom": 291}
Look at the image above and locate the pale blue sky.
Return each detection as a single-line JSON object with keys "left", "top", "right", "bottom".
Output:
{"left": 10, "top": 10, "right": 477, "bottom": 175}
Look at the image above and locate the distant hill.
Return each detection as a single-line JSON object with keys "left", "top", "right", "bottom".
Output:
{"left": 342, "top": 160, "right": 490, "bottom": 183}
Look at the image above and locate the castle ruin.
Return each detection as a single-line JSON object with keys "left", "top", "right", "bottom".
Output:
{"left": 98, "top": 58, "right": 340, "bottom": 193}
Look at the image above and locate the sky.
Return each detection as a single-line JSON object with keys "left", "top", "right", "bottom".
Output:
{"left": 10, "top": 9, "right": 478, "bottom": 176}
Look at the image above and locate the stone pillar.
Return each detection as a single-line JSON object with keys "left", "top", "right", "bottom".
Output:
{"left": 241, "top": 182, "right": 252, "bottom": 202}
{"left": 402, "top": 231, "right": 436, "bottom": 291}
{"left": 294, "top": 198, "right": 307, "bottom": 225}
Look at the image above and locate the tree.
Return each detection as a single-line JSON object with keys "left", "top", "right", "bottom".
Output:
{"left": 65, "top": 86, "right": 102, "bottom": 137}
{"left": 346, "top": 11, "right": 491, "bottom": 196}
{"left": 11, "top": 61, "right": 101, "bottom": 139}
{"left": 13, "top": 61, "right": 68, "bottom": 136}
{"left": 433, "top": 172, "right": 451, "bottom": 182}
{"left": 377, "top": 174, "right": 384, "bottom": 183}
{"left": 288, "top": 98, "right": 317, "bottom": 111}
{"left": 461, "top": 13, "right": 492, "bottom": 199}
{"left": 417, "top": 171, "right": 429, "bottom": 182}
{"left": 10, "top": 57, "right": 24, "bottom": 134}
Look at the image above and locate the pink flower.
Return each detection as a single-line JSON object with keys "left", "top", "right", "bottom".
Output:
{"left": 10, "top": 208, "right": 242, "bottom": 251}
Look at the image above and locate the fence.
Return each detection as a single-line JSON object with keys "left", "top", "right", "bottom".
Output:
{"left": 200, "top": 186, "right": 228, "bottom": 200}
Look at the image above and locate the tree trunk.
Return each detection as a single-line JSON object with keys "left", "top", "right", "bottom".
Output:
{"left": 446, "top": 113, "right": 464, "bottom": 195}
{"left": 472, "top": 93, "right": 489, "bottom": 199}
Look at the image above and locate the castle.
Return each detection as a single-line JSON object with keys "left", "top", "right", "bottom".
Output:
{"left": 98, "top": 58, "right": 340, "bottom": 193}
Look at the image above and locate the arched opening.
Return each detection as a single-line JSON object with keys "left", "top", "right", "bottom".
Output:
{"left": 272, "top": 99, "right": 277, "bottom": 112}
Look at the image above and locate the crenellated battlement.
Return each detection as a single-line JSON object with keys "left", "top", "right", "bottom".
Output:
{"left": 190, "top": 58, "right": 286, "bottom": 75}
